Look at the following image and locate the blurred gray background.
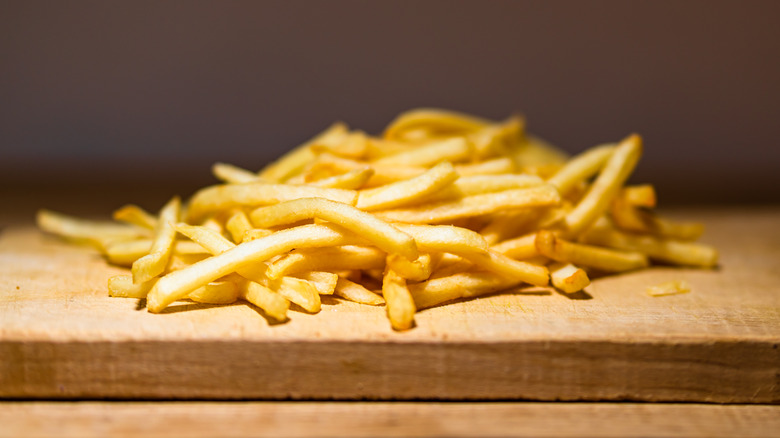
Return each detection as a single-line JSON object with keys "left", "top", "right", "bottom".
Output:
{"left": 2, "top": 0, "right": 779, "bottom": 214}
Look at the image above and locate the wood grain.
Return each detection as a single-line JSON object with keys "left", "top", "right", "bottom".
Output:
{"left": 1, "top": 208, "right": 779, "bottom": 402}
{"left": 1, "top": 402, "right": 779, "bottom": 438}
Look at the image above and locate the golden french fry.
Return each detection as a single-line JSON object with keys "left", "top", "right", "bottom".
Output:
{"left": 549, "top": 263, "right": 590, "bottom": 293}
{"left": 393, "top": 224, "right": 489, "bottom": 255}
{"left": 147, "top": 223, "right": 360, "bottom": 312}
{"left": 334, "top": 277, "right": 384, "bottom": 305}
{"left": 386, "top": 253, "right": 433, "bottom": 282}
{"left": 311, "top": 131, "right": 368, "bottom": 159}
{"left": 249, "top": 198, "right": 418, "bottom": 260}
{"left": 646, "top": 280, "right": 691, "bottom": 297}
{"left": 105, "top": 239, "right": 209, "bottom": 266}
{"left": 383, "top": 108, "right": 490, "bottom": 140}
{"left": 610, "top": 197, "right": 704, "bottom": 241}
{"left": 242, "top": 229, "right": 274, "bottom": 243}
{"left": 564, "top": 135, "right": 642, "bottom": 236}
{"left": 510, "top": 135, "right": 569, "bottom": 170}
{"left": 373, "top": 137, "right": 472, "bottom": 167}
{"left": 294, "top": 271, "right": 339, "bottom": 295}
{"left": 272, "top": 276, "right": 321, "bottom": 313}
{"left": 240, "top": 280, "right": 290, "bottom": 321}
{"left": 460, "top": 250, "right": 549, "bottom": 287}
{"left": 310, "top": 167, "right": 374, "bottom": 190}
{"left": 108, "top": 275, "right": 158, "bottom": 298}
{"left": 547, "top": 144, "right": 615, "bottom": 195}
{"left": 266, "top": 245, "right": 386, "bottom": 279}
{"left": 535, "top": 230, "right": 648, "bottom": 272}
{"left": 424, "top": 173, "right": 544, "bottom": 203}
{"left": 187, "top": 280, "right": 240, "bottom": 304}
{"left": 581, "top": 226, "right": 718, "bottom": 268}
{"left": 410, "top": 270, "right": 523, "bottom": 309}
{"left": 382, "top": 269, "right": 416, "bottom": 331}
{"left": 356, "top": 161, "right": 458, "bottom": 211}
{"left": 454, "top": 157, "right": 515, "bottom": 176}
{"left": 132, "top": 197, "right": 180, "bottom": 284}
{"left": 225, "top": 210, "right": 253, "bottom": 244}
{"left": 187, "top": 183, "right": 358, "bottom": 221}
{"left": 490, "top": 233, "right": 538, "bottom": 260}
{"left": 258, "top": 122, "right": 348, "bottom": 182}
{"left": 621, "top": 184, "right": 657, "bottom": 208}
{"left": 37, "top": 209, "right": 149, "bottom": 250}
{"left": 374, "top": 185, "right": 561, "bottom": 224}
{"left": 212, "top": 162, "right": 259, "bottom": 184}
{"left": 113, "top": 205, "right": 157, "bottom": 230}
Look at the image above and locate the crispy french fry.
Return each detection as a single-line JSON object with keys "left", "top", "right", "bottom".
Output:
{"left": 266, "top": 245, "right": 386, "bottom": 279}
{"left": 334, "top": 277, "right": 384, "bottom": 305}
{"left": 132, "top": 197, "right": 180, "bottom": 284}
{"left": 547, "top": 144, "right": 615, "bottom": 195}
{"left": 581, "top": 226, "right": 718, "bottom": 268}
{"left": 386, "top": 253, "right": 433, "bottom": 282}
{"left": 105, "top": 239, "right": 209, "bottom": 266}
{"left": 454, "top": 157, "right": 515, "bottom": 176}
{"left": 356, "top": 161, "right": 458, "bottom": 211}
{"left": 212, "top": 162, "right": 259, "bottom": 184}
{"left": 187, "top": 183, "right": 358, "bottom": 221}
{"left": 491, "top": 233, "right": 538, "bottom": 260}
{"left": 373, "top": 137, "right": 472, "bottom": 167}
{"left": 535, "top": 230, "right": 648, "bottom": 272}
{"left": 258, "top": 122, "right": 348, "bottom": 182}
{"left": 294, "top": 271, "right": 339, "bottom": 295}
{"left": 384, "top": 108, "right": 490, "bottom": 140}
{"left": 646, "top": 279, "right": 691, "bottom": 297}
{"left": 108, "top": 275, "right": 158, "bottom": 298}
{"left": 187, "top": 280, "right": 240, "bottom": 304}
{"left": 311, "top": 131, "right": 368, "bottom": 159}
{"left": 382, "top": 269, "right": 416, "bottom": 331}
{"left": 225, "top": 210, "right": 253, "bottom": 244}
{"left": 564, "top": 135, "right": 642, "bottom": 236}
{"left": 621, "top": 184, "right": 657, "bottom": 208}
{"left": 424, "top": 173, "right": 544, "bottom": 203}
{"left": 249, "top": 198, "right": 418, "bottom": 260}
{"left": 549, "top": 263, "right": 590, "bottom": 293}
{"left": 310, "top": 167, "right": 374, "bottom": 190}
{"left": 37, "top": 209, "right": 149, "bottom": 250}
{"left": 240, "top": 280, "right": 290, "bottom": 321}
{"left": 374, "top": 185, "right": 561, "bottom": 224}
{"left": 113, "top": 205, "right": 157, "bottom": 230}
{"left": 410, "top": 270, "right": 523, "bottom": 309}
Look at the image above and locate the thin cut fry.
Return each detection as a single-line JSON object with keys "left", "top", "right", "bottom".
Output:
{"left": 132, "top": 196, "right": 180, "bottom": 284}
{"left": 294, "top": 271, "right": 339, "bottom": 295}
{"left": 491, "top": 233, "right": 538, "bottom": 260}
{"left": 113, "top": 205, "right": 157, "bottom": 230}
{"left": 646, "top": 280, "right": 691, "bottom": 297}
{"left": 37, "top": 209, "right": 149, "bottom": 250}
{"left": 266, "top": 245, "right": 386, "bottom": 279}
{"left": 549, "top": 263, "right": 590, "bottom": 293}
{"left": 374, "top": 185, "right": 561, "bottom": 224}
{"left": 382, "top": 269, "right": 416, "bottom": 331}
{"left": 240, "top": 281, "right": 290, "bottom": 321}
{"left": 249, "top": 198, "right": 418, "bottom": 260}
{"left": 187, "top": 183, "right": 358, "bottom": 221}
{"left": 356, "top": 161, "right": 458, "bottom": 211}
{"left": 535, "top": 230, "right": 648, "bottom": 273}
{"left": 212, "top": 162, "right": 259, "bottom": 184}
{"left": 386, "top": 253, "right": 433, "bottom": 282}
{"left": 547, "top": 144, "right": 615, "bottom": 195}
{"left": 258, "top": 122, "right": 348, "bottom": 182}
{"left": 564, "top": 135, "right": 642, "bottom": 236}
{"left": 225, "top": 210, "right": 253, "bottom": 244}
{"left": 310, "top": 167, "right": 374, "bottom": 189}
{"left": 187, "top": 280, "right": 240, "bottom": 304}
{"left": 108, "top": 275, "right": 157, "bottom": 298}
{"left": 410, "top": 270, "right": 523, "bottom": 309}
{"left": 334, "top": 277, "right": 384, "bottom": 305}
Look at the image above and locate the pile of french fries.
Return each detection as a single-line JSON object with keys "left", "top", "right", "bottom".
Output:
{"left": 37, "top": 109, "right": 718, "bottom": 330}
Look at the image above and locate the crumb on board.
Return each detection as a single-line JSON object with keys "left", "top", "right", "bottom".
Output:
{"left": 646, "top": 280, "right": 691, "bottom": 297}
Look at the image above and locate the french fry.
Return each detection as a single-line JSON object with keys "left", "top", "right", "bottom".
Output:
{"left": 491, "top": 233, "right": 538, "bottom": 260}
{"left": 609, "top": 197, "right": 704, "bottom": 241}
{"left": 373, "top": 137, "right": 473, "bottom": 167}
{"left": 212, "top": 162, "right": 259, "bottom": 184}
{"left": 383, "top": 108, "right": 490, "bottom": 140}
{"left": 311, "top": 131, "right": 368, "bottom": 159}
{"left": 621, "top": 184, "right": 657, "bottom": 208}
{"left": 187, "top": 183, "right": 358, "bottom": 221}
{"left": 549, "top": 263, "right": 590, "bottom": 293}
{"left": 310, "top": 167, "right": 374, "bottom": 190}
{"left": 258, "top": 122, "right": 348, "bottom": 182}
{"left": 105, "top": 239, "right": 209, "bottom": 267}
{"left": 547, "top": 144, "right": 615, "bottom": 195}
{"left": 382, "top": 269, "right": 416, "bottom": 331}
{"left": 240, "top": 280, "right": 290, "bottom": 321}
{"left": 108, "top": 275, "right": 158, "bottom": 298}
{"left": 187, "top": 280, "right": 240, "bottom": 304}
{"left": 132, "top": 196, "right": 180, "bottom": 284}
{"left": 266, "top": 245, "right": 386, "bottom": 279}
{"left": 564, "top": 135, "right": 642, "bottom": 236}
{"left": 580, "top": 226, "right": 718, "bottom": 268}
{"left": 454, "top": 157, "right": 515, "bottom": 176}
{"left": 294, "top": 271, "right": 339, "bottom": 295}
{"left": 410, "top": 270, "right": 523, "bottom": 309}
{"left": 113, "top": 205, "right": 157, "bottom": 230}
{"left": 386, "top": 253, "right": 433, "bottom": 282}
{"left": 334, "top": 277, "right": 385, "bottom": 305}
{"left": 249, "top": 198, "right": 418, "bottom": 260}
{"left": 535, "top": 230, "right": 649, "bottom": 272}
{"left": 424, "top": 173, "right": 544, "bottom": 203}
{"left": 225, "top": 210, "right": 253, "bottom": 244}
{"left": 374, "top": 185, "right": 561, "bottom": 224}
{"left": 356, "top": 161, "right": 458, "bottom": 211}
{"left": 37, "top": 209, "right": 149, "bottom": 250}
{"left": 646, "top": 280, "right": 691, "bottom": 297}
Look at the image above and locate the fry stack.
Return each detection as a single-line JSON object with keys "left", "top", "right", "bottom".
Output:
{"left": 37, "top": 108, "right": 718, "bottom": 330}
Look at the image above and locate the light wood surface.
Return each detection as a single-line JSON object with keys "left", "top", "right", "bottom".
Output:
{"left": 1, "top": 208, "right": 779, "bottom": 402}
{"left": 1, "top": 402, "right": 779, "bottom": 438}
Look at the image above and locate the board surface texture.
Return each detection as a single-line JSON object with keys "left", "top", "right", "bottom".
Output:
{"left": 1, "top": 208, "right": 778, "bottom": 402}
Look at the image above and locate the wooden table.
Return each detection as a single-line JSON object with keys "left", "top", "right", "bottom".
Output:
{"left": 1, "top": 207, "right": 778, "bottom": 436}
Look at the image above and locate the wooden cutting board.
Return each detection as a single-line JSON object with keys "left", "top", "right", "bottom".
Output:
{"left": 1, "top": 208, "right": 778, "bottom": 402}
